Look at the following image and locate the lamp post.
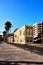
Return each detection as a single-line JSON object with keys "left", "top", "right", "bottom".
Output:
{"left": 0, "top": 31, "right": 1, "bottom": 42}
{"left": 10, "top": 25, "right": 14, "bottom": 44}
{"left": 10, "top": 28, "right": 11, "bottom": 43}
{"left": 0, "top": 31, "right": 1, "bottom": 33}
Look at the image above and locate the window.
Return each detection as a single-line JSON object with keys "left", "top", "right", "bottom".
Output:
{"left": 27, "top": 40, "right": 29, "bottom": 42}
{"left": 23, "top": 31, "right": 25, "bottom": 35}
{"left": 20, "top": 30, "right": 21, "bottom": 35}
{"left": 27, "top": 40, "right": 32, "bottom": 42}
{"left": 20, "top": 40, "right": 22, "bottom": 42}
{"left": 14, "top": 35, "right": 17, "bottom": 37}
{"left": 26, "top": 29, "right": 30, "bottom": 35}
{"left": 30, "top": 29, "right": 33, "bottom": 35}
{"left": 30, "top": 40, "right": 32, "bottom": 42}
{"left": 17, "top": 40, "right": 18, "bottom": 42}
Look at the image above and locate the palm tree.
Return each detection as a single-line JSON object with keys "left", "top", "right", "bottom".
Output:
{"left": 5, "top": 21, "right": 12, "bottom": 42}
{"left": 5, "top": 21, "right": 12, "bottom": 32}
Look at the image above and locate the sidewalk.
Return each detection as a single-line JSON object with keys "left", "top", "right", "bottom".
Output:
{"left": 8, "top": 43, "right": 43, "bottom": 56}
{"left": 0, "top": 42, "right": 43, "bottom": 61}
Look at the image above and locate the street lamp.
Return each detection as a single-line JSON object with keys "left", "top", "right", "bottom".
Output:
{"left": 0, "top": 31, "right": 1, "bottom": 33}
{"left": 0, "top": 31, "right": 1, "bottom": 42}
{"left": 10, "top": 25, "right": 14, "bottom": 43}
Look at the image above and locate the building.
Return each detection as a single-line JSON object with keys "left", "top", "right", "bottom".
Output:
{"left": 33, "top": 22, "right": 43, "bottom": 43}
{"left": 7, "top": 34, "right": 14, "bottom": 43}
{"left": 13, "top": 25, "right": 33, "bottom": 44}
{"left": 0, "top": 35, "right": 3, "bottom": 41}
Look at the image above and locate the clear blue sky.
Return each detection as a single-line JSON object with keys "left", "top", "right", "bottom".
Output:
{"left": 0, "top": 0, "right": 43, "bottom": 34}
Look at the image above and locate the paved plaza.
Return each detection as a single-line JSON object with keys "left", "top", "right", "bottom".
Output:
{"left": 0, "top": 42, "right": 43, "bottom": 62}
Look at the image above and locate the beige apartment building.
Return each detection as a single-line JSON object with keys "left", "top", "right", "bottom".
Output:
{"left": 13, "top": 25, "right": 33, "bottom": 44}
{"left": 33, "top": 22, "right": 43, "bottom": 43}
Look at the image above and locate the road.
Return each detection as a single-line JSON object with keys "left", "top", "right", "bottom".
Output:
{"left": 0, "top": 42, "right": 43, "bottom": 62}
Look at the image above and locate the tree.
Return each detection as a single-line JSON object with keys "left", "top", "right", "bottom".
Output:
{"left": 3, "top": 31, "right": 6, "bottom": 41}
{"left": 5, "top": 21, "right": 12, "bottom": 42}
{"left": 5, "top": 21, "right": 12, "bottom": 33}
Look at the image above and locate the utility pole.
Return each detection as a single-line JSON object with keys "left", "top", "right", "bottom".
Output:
{"left": 10, "top": 25, "right": 14, "bottom": 44}
{"left": 0, "top": 31, "right": 1, "bottom": 42}
{"left": 10, "top": 28, "right": 11, "bottom": 43}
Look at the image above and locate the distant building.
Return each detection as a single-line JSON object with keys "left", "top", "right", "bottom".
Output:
{"left": 13, "top": 25, "right": 33, "bottom": 44}
{"left": 33, "top": 22, "right": 43, "bottom": 43}
{"left": 7, "top": 22, "right": 43, "bottom": 44}
{"left": 7, "top": 34, "right": 14, "bottom": 43}
{"left": 0, "top": 35, "right": 3, "bottom": 41}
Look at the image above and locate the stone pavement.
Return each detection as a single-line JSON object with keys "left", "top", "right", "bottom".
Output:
{"left": 0, "top": 42, "right": 43, "bottom": 62}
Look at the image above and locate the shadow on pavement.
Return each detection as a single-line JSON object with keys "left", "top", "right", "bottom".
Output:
{"left": 7, "top": 43, "right": 43, "bottom": 56}
{"left": 0, "top": 61, "right": 43, "bottom": 65}
{"left": 0, "top": 41, "right": 2, "bottom": 44}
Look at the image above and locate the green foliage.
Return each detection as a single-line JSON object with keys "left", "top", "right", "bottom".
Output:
{"left": 5, "top": 21, "right": 12, "bottom": 32}
{"left": 3, "top": 31, "right": 6, "bottom": 35}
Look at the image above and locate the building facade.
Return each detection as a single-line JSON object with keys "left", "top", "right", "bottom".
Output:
{"left": 33, "top": 22, "right": 43, "bottom": 43}
{"left": 13, "top": 25, "right": 33, "bottom": 44}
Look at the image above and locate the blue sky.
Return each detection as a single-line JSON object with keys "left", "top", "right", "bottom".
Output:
{"left": 0, "top": 0, "right": 43, "bottom": 34}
